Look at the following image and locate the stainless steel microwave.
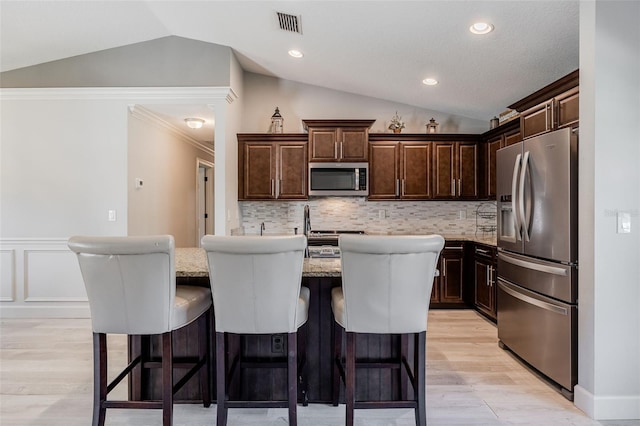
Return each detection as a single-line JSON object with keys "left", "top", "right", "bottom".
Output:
{"left": 308, "top": 162, "right": 368, "bottom": 196}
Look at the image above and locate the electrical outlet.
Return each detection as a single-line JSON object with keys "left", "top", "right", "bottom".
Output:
{"left": 378, "top": 209, "right": 386, "bottom": 219}
{"left": 271, "top": 334, "right": 284, "bottom": 353}
{"left": 108, "top": 210, "right": 117, "bottom": 222}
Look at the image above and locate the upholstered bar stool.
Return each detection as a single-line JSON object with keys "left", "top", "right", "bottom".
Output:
{"left": 68, "top": 235, "right": 212, "bottom": 426}
{"left": 201, "top": 235, "right": 308, "bottom": 426}
{"left": 331, "top": 234, "right": 444, "bottom": 426}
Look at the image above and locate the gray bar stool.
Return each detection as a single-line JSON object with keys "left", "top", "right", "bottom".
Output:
{"left": 201, "top": 235, "right": 308, "bottom": 426}
{"left": 331, "top": 234, "right": 444, "bottom": 426}
{"left": 68, "top": 235, "right": 212, "bottom": 426}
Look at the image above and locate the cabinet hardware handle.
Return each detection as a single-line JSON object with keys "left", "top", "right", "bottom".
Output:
{"left": 458, "top": 179, "right": 461, "bottom": 196}
{"left": 340, "top": 141, "right": 343, "bottom": 159}
{"left": 476, "top": 248, "right": 490, "bottom": 255}
{"left": 487, "top": 267, "right": 490, "bottom": 287}
{"left": 442, "top": 259, "right": 446, "bottom": 277}
{"left": 271, "top": 179, "right": 275, "bottom": 197}
{"left": 396, "top": 179, "right": 400, "bottom": 197}
{"left": 334, "top": 142, "right": 338, "bottom": 159}
{"left": 451, "top": 179, "right": 455, "bottom": 196}
{"left": 279, "top": 179, "right": 282, "bottom": 197}
{"left": 447, "top": 246, "right": 464, "bottom": 250}
{"left": 402, "top": 179, "right": 405, "bottom": 195}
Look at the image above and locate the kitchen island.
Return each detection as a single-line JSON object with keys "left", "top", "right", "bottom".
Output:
{"left": 131, "top": 238, "right": 495, "bottom": 404}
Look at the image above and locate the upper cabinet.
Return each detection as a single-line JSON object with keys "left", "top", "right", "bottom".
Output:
{"left": 479, "top": 119, "right": 520, "bottom": 200}
{"left": 303, "top": 119, "right": 375, "bottom": 162}
{"left": 432, "top": 141, "right": 478, "bottom": 199}
{"left": 509, "top": 70, "right": 579, "bottom": 140}
{"left": 368, "top": 141, "right": 431, "bottom": 200}
{"left": 238, "top": 134, "right": 308, "bottom": 200}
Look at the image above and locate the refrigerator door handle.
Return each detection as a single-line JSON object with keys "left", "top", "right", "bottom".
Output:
{"left": 499, "top": 279, "right": 569, "bottom": 316}
{"left": 498, "top": 252, "right": 568, "bottom": 276}
{"left": 511, "top": 153, "right": 522, "bottom": 241}
{"left": 519, "top": 150, "right": 531, "bottom": 242}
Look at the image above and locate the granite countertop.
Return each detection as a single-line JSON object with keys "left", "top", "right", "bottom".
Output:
{"left": 176, "top": 235, "right": 495, "bottom": 278}
{"left": 175, "top": 248, "right": 342, "bottom": 278}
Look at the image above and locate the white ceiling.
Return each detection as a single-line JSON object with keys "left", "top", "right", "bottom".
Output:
{"left": 0, "top": 0, "right": 579, "bottom": 138}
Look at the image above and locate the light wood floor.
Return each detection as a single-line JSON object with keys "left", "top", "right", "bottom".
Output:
{"left": 1, "top": 310, "right": 637, "bottom": 426}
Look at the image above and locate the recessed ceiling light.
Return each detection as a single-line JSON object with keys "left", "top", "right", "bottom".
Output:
{"left": 422, "top": 78, "right": 438, "bottom": 86}
{"left": 288, "top": 49, "right": 304, "bottom": 58}
{"left": 184, "top": 118, "right": 205, "bottom": 129}
{"left": 470, "top": 22, "right": 494, "bottom": 35}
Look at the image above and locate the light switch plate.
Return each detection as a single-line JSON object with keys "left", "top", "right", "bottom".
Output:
{"left": 617, "top": 211, "right": 631, "bottom": 234}
{"left": 108, "top": 210, "right": 117, "bottom": 222}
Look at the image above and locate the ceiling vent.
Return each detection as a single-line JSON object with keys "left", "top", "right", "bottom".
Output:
{"left": 276, "top": 12, "right": 302, "bottom": 34}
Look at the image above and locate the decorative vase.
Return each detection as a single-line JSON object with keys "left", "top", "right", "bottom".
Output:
{"left": 393, "top": 128, "right": 402, "bottom": 134}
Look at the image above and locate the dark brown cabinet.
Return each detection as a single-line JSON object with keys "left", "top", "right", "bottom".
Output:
{"left": 303, "top": 119, "right": 374, "bottom": 162}
{"left": 511, "top": 70, "right": 579, "bottom": 140}
{"left": 238, "top": 134, "right": 308, "bottom": 200}
{"left": 368, "top": 141, "right": 431, "bottom": 200}
{"left": 473, "top": 244, "right": 497, "bottom": 321}
{"left": 480, "top": 121, "right": 520, "bottom": 200}
{"left": 431, "top": 242, "right": 466, "bottom": 306}
{"left": 432, "top": 142, "right": 478, "bottom": 199}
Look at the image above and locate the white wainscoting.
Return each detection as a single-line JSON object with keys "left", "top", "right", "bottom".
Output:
{"left": 0, "top": 239, "right": 90, "bottom": 318}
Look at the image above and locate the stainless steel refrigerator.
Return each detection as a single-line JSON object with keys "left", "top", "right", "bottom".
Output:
{"left": 496, "top": 127, "right": 578, "bottom": 400}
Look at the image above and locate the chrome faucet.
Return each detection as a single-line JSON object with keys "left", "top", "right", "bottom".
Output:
{"left": 303, "top": 205, "right": 311, "bottom": 257}
{"left": 260, "top": 222, "right": 265, "bottom": 236}
{"left": 303, "top": 205, "right": 311, "bottom": 237}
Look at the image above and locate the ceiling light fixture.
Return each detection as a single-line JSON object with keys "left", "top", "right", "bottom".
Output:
{"left": 288, "top": 49, "right": 304, "bottom": 58}
{"left": 422, "top": 78, "right": 438, "bottom": 86}
{"left": 470, "top": 22, "right": 494, "bottom": 35}
{"left": 184, "top": 118, "right": 205, "bottom": 129}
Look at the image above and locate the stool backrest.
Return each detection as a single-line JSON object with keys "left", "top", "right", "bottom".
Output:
{"left": 68, "top": 235, "right": 176, "bottom": 335}
{"left": 201, "top": 235, "right": 306, "bottom": 334}
{"left": 339, "top": 234, "right": 444, "bottom": 334}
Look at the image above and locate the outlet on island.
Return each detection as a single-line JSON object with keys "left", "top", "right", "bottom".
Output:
{"left": 378, "top": 209, "right": 386, "bottom": 219}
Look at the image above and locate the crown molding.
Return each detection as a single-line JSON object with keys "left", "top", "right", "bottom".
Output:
{"left": 0, "top": 86, "right": 235, "bottom": 102}
{"left": 129, "top": 106, "right": 214, "bottom": 156}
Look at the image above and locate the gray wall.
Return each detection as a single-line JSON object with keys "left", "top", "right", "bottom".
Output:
{"left": 0, "top": 36, "right": 232, "bottom": 88}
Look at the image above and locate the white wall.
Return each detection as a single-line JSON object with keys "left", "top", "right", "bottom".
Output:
{"left": 241, "top": 72, "right": 488, "bottom": 134}
{"left": 127, "top": 107, "right": 214, "bottom": 247}
{"left": 0, "top": 87, "right": 235, "bottom": 318}
{"left": 575, "top": 0, "right": 640, "bottom": 420}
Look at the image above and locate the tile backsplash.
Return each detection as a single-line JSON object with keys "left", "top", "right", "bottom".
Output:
{"left": 239, "top": 198, "right": 497, "bottom": 237}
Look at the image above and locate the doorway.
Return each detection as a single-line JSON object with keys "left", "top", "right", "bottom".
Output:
{"left": 197, "top": 159, "right": 214, "bottom": 245}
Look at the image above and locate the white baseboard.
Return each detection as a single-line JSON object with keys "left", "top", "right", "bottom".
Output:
{"left": 0, "top": 304, "right": 90, "bottom": 319}
{"left": 574, "top": 385, "right": 640, "bottom": 420}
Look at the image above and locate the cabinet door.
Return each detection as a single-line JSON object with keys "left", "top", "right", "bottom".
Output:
{"left": 340, "top": 128, "right": 368, "bottom": 161}
{"left": 474, "top": 259, "right": 494, "bottom": 318}
{"left": 433, "top": 143, "right": 455, "bottom": 198}
{"left": 458, "top": 143, "right": 478, "bottom": 198}
{"left": 430, "top": 277, "right": 440, "bottom": 304}
{"left": 243, "top": 143, "right": 276, "bottom": 199}
{"left": 309, "top": 128, "right": 338, "bottom": 162}
{"left": 486, "top": 136, "right": 502, "bottom": 200}
{"left": 556, "top": 87, "right": 579, "bottom": 129}
{"left": 278, "top": 143, "right": 307, "bottom": 199}
{"left": 400, "top": 143, "right": 431, "bottom": 199}
{"left": 504, "top": 129, "right": 521, "bottom": 146}
{"left": 440, "top": 248, "right": 464, "bottom": 303}
{"left": 521, "top": 100, "right": 553, "bottom": 139}
{"left": 368, "top": 143, "right": 398, "bottom": 200}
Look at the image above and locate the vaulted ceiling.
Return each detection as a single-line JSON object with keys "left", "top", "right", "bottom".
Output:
{"left": 0, "top": 1, "right": 579, "bottom": 122}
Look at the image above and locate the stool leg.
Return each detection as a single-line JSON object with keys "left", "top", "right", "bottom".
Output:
{"left": 287, "top": 332, "right": 298, "bottom": 426}
{"left": 161, "top": 332, "right": 173, "bottom": 426}
{"left": 216, "top": 332, "right": 228, "bottom": 426}
{"left": 345, "top": 332, "right": 355, "bottom": 426}
{"left": 331, "top": 321, "right": 343, "bottom": 406}
{"left": 415, "top": 331, "right": 426, "bottom": 426}
{"left": 199, "top": 309, "right": 212, "bottom": 407}
{"left": 92, "top": 333, "right": 107, "bottom": 426}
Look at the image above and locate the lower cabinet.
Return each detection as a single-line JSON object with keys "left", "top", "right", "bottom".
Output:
{"left": 473, "top": 244, "right": 497, "bottom": 321}
{"left": 430, "top": 242, "right": 466, "bottom": 307}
